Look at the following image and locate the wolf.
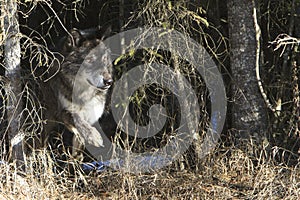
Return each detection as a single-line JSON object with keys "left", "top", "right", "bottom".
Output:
{"left": 42, "top": 28, "right": 113, "bottom": 160}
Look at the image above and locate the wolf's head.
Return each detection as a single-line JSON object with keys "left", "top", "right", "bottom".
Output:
{"left": 80, "top": 42, "right": 113, "bottom": 92}
{"left": 61, "top": 28, "right": 113, "bottom": 93}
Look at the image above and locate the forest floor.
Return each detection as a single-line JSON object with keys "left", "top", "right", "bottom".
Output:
{"left": 0, "top": 144, "right": 299, "bottom": 199}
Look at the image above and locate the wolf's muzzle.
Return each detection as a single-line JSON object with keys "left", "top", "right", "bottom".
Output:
{"left": 103, "top": 78, "right": 113, "bottom": 87}
{"left": 97, "top": 77, "right": 113, "bottom": 90}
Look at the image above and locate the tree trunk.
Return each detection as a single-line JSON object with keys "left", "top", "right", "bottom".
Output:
{"left": 227, "top": 0, "right": 268, "bottom": 151}
{"left": 295, "top": 1, "right": 300, "bottom": 38}
{"left": 293, "top": 1, "right": 300, "bottom": 150}
{"left": 2, "top": 0, "right": 24, "bottom": 168}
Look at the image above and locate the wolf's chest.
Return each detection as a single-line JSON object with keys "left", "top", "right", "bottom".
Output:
{"left": 79, "top": 97, "right": 105, "bottom": 124}
{"left": 59, "top": 93, "right": 105, "bottom": 125}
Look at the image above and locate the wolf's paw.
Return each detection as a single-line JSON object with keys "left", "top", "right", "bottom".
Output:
{"left": 71, "top": 125, "right": 104, "bottom": 148}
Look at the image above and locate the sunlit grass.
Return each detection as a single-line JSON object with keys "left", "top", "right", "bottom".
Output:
{"left": 0, "top": 143, "right": 299, "bottom": 199}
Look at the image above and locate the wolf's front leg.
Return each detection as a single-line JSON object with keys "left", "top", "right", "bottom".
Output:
{"left": 61, "top": 111, "right": 104, "bottom": 159}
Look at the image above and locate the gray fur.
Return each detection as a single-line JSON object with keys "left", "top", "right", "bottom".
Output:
{"left": 43, "top": 32, "right": 113, "bottom": 159}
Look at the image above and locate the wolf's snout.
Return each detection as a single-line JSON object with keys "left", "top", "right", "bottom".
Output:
{"left": 103, "top": 78, "right": 113, "bottom": 86}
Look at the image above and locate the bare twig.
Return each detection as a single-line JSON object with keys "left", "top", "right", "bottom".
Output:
{"left": 270, "top": 34, "right": 300, "bottom": 55}
{"left": 253, "top": 0, "right": 277, "bottom": 114}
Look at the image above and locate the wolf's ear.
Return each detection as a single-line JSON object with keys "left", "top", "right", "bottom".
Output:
{"left": 58, "top": 28, "right": 83, "bottom": 54}
{"left": 64, "top": 28, "right": 83, "bottom": 49}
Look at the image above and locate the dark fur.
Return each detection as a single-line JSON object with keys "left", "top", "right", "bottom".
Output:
{"left": 42, "top": 29, "right": 113, "bottom": 160}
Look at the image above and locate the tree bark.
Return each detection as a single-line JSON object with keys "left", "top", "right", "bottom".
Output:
{"left": 2, "top": 0, "right": 24, "bottom": 168}
{"left": 295, "top": 0, "right": 300, "bottom": 38}
{"left": 227, "top": 0, "right": 268, "bottom": 151}
{"left": 293, "top": 1, "right": 300, "bottom": 148}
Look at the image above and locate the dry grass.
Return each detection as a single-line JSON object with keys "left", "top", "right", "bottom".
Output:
{"left": 0, "top": 145, "right": 299, "bottom": 200}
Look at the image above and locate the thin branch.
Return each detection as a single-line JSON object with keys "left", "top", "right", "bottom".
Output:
{"left": 43, "top": 0, "right": 75, "bottom": 47}
{"left": 253, "top": 0, "right": 277, "bottom": 114}
{"left": 270, "top": 34, "right": 300, "bottom": 54}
